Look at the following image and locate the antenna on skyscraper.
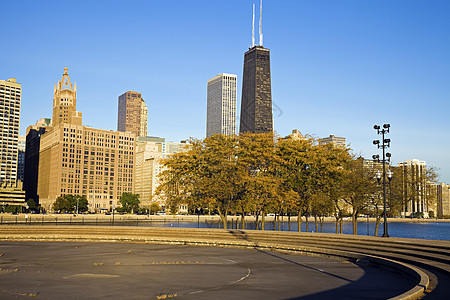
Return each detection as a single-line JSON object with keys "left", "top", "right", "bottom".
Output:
{"left": 259, "top": 0, "right": 263, "bottom": 46}
{"left": 252, "top": 4, "right": 255, "bottom": 47}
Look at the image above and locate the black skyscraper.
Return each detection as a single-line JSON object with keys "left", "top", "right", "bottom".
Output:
{"left": 239, "top": 45, "right": 273, "bottom": 133}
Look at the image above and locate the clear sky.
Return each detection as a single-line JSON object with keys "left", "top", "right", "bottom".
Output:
{"left": 1, "top": 0, "right": 449, "bottom": 183}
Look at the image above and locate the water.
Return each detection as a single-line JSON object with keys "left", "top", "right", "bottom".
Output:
{"left": 159, "top": 220, "right": 450, "bottom": 241}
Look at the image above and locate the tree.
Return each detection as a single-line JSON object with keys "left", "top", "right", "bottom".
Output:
{"left": 150, "top": 203, "right": 161, "bottom": 215}
{"left": 119, "top": 193, "right": 140, "bottom": 213}
{"left": 27, "top": 198, "right": 38, "bottom": 212}
{"left": 52, "top": 195, "right": 88, "bottom": 213}
{"left": 238, "top": 132, "right": 280, "bottom": 230}
{"left": 341, "top": 157, "right": 378, "bottom": 235}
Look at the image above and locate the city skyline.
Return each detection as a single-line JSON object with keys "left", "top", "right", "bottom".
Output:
{"left": 0, "top": 0, "right": 449, "bottom": 183}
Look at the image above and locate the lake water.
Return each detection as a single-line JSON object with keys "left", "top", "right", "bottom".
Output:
{"left": 159, "top": 220, "right": 450, "bottom": 241}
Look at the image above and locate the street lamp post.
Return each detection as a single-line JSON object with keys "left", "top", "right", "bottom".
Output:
{"left": 373, "top": 124, "right": 392, "bottom": 238}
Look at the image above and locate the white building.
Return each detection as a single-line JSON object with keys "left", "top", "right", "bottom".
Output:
{"left": 0, "top": 78, "right": 21, "bottom": 184}
{"left": 398, "top": 159, "right": 429, "bottom": 217}
{"left": 206, "top": 73, "right": 237, "bottom": 138}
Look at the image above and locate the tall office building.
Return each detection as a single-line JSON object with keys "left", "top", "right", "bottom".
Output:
{"left": 239, "top": 1, "right": 273, "bottom": 134}
{"left": 38, "top": 123, "right": 135, "bottom": 212}
{"left": 206, "top": 74, "right": 237, "bottom": 138}
{"left": 0, "top": 78, "right": 21, "bottom": 184}
{"left": 117, "top": 91, "right": 148, "bottom": 137}
{"left": 37, "top": 70, "right": 135, "bottom": 212}
{"left": 24, "top": 118, "right": 52, "bottom": 203}
{"left": 52, "top": 67, "right": 82, "bottom": 126}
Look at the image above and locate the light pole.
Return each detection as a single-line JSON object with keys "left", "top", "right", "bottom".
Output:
{"left": 373, "top": 124, "right": 391, "bottom": 237}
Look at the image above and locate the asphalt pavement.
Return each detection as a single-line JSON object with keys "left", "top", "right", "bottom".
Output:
{"left": 0, "top": 241, "right": 415, "bottom": 299}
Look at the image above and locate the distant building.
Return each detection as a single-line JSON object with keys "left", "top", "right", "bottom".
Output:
{"left": 284, "top": 129, "right": 303, "bottom": 140}
{"left": 117, "top": 91, "right": 148, "bottom": 137}
{"left": 206, "top": 73, "right": 237, "bottom": 138}
{"left": 23, "top": 118, "right": 52, "bottom": 203}
{"left": 0, "top": 78, "right": 21, "bottom": 185}
{"left": 52, "top": 68, "right": 82, "bottom": 126}
{"left": 398, "top": 159, "right": 429, "bottom": 217}
{"left": 436, "top": 183, "right": 450, "bottom": 218}
{"left": 240, "top": 45, "right": 273, "bottom": 134}
{"left": 135, "top": 137, "right": 166, "bottom": 208}
{"left": 319, "top": 135, "right": 346, "bottom": 147}
{"left": 37, "top": 69, "right": 135, "bottom": 213}
{"left": 0, "top": 181, "right": 26, "bottom": 207}
{"left": 17, "top": 136, "right": 26, "bottom": 182}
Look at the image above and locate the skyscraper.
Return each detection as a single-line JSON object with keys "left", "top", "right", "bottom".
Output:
{"left": 206, "top": 73, "right": 237, "bottom": 138}
{"left": 0, "top": 78, "right": 21, "bottom": 184}
{"left": 37, "top": 70, "right": 136, "bottom": 212}
{"left": 0, "top": 77, "right": 25, "bottom": 207}
{"left": 52, "top": 67, "right": 82, "bottom": 126}
{"left": 239, "top": 1, "right": 273, "bottom": 134}
{"left": 117, "top": 91, "right": 148, "bottom": 137}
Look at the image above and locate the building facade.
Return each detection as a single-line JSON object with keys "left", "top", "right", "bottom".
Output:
{"left": 52, "top": 68, "right": 82, "bottom": 126}
{"left": 37, "top": 69, "right": 136, "bottom": 212}
{"left": 319, "top": 135, "right": 346, "bottom": 147}
{"left": 0, "top": 78, "right": 21, "bottom": 185}
{"left": 38, "top": 123, "right": 136, "bottom": 212}
{"left": 23, "top": 118, "right": 52, "bottom": 203}
{"left": 436, "top": 183, "right": 450, "bottom": 218}
{"left": 117, "top": 91, "right": 148, "bottom": 137}
{"left": 239, "top": 45, "right": 273, "bottom": 134}
{"left": 398, "top": 159, "right": 430, "bottom": 217}
{"left": 17, "top": 136, "right": 26, "bottom": 182}
{"left": 206, "top": 73, "right": 237, "bottom": 138}
{"left": 135, "top": 137, "right": 166, "bottom": 208}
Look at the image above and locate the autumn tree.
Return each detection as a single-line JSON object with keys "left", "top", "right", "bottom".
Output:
{"left": 119, "top": 193, "right": 140, "bottom": 213}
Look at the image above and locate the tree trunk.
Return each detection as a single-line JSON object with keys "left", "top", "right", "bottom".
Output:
{"left": 352, "top": 210, "right": 357, "bottom": 235}
{"left": 297, "top": 212, "right": 302, "bottom": 232}
{"left": 261, "top": 210, "right": 265, "bottom": 231}
{"left": 305, "top": 214, "right": 309, "bottom": 232}
{"left": 374, "top": 215, "right": 381, "bottom": 237}
{"left": 288, "top": 214, "right": 291, "bottom": 231}
{"left": 320, "top": 216, "right": 324, "bottom": 233}
{"left": 241, "top": 213, "right": 245, "bottom": 230}
{"left": 218, "top": 207, "right": 227, "bottom": 229}
{"left": 335, "top": 215, "right": 339, "bottom": 234}
{"left": 314, "top": 216, "right": 318, "bottom": 233}
{"left": 339, "top": 218, "right": 343, "bottom": 234}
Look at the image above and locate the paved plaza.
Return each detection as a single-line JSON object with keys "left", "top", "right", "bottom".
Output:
{"left": 0, "top": 241, "right": 416, "bottom": 299}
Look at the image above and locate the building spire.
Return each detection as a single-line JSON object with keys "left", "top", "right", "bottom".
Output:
{"left": 252, "top": 4, "right": 255, "bottom": 47}
{"left": 259, "top": 0, "right": 263, "bottom": 46}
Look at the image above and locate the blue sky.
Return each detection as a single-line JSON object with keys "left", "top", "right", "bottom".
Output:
{"left": 1, "top": 0, "right": 449, "bottom": 183}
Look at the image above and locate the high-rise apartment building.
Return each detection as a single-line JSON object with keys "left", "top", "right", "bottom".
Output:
{"left": 0, "top": 78, "right": 21, "bottom": 184}
{"left": 398, "top": 159, "right": 429, "bottom": 217}
{"left": 37, "top": 69, "right": 135, "bottom": 212}
{"left": 206, "top": 73, "right": 237, "bottom": 138}
{"left": 52, "top": 68, "right": 82, "bottom": 126}
{"left": 117, "top": 91, "right": 148, "bottom": 137}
